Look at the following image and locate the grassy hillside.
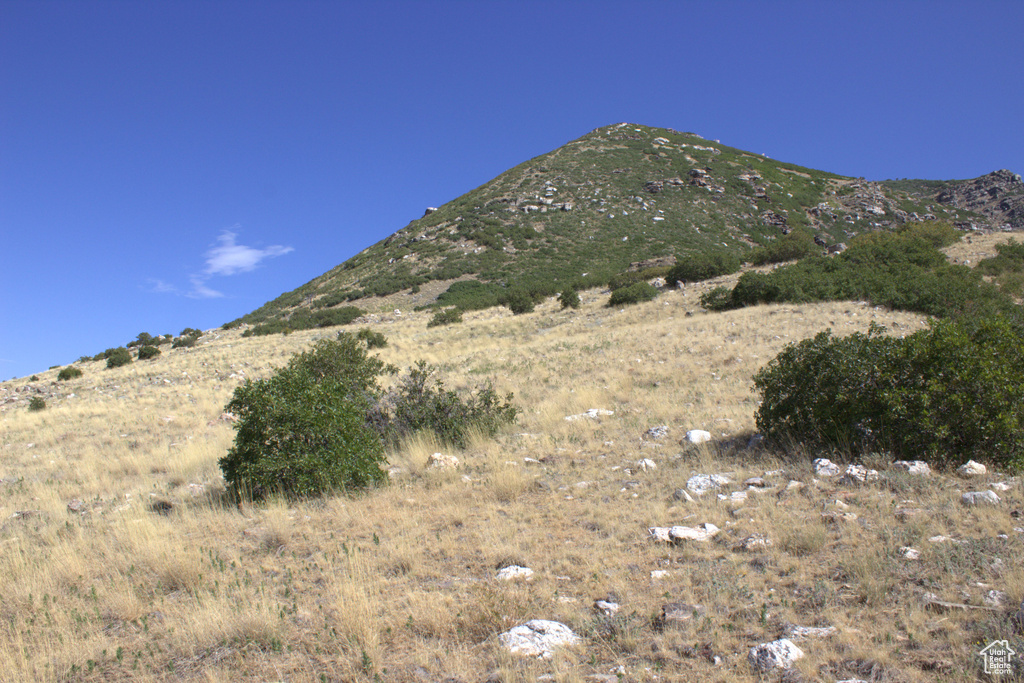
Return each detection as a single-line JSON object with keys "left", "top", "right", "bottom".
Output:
{"left": 1, "top": 234, "right": 1020, "bottom": 682}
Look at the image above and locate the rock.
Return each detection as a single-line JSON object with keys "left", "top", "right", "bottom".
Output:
{"left": 821, "top": 511, "right": 858, "bottom": 524}
{"left": 685, "top": 429, "right": 712, "bottom": 444}
{"left": 686, "top": 473, "right": 729, "bottom": 496}
{"left": 594, "top": 599, "right": 619, "bottom": 616}
{"left": 659, "top": 602, "right": 704, "bottom": 628}
{"left": 736, "top": 533, "right": 773, "bottom": 551}
{"left": 786, "top": 624, "right": 837, "bottom": 640}
{"left": 748, "top": 638, "right": 804, "bottom": 673}
{"left": 716, "top": 491, "right": 747, "bottom": 503}
{"left": 637, "top": 458, "right": 657, "bottom": 472}
{"left": 958, "top": 460, "right": 987, "bottom": 477}
{"left": 496, "top": 565, "right": 533, "bottom": 581}
{"left": 893, "top": 460, "right": 931, "bottom": 476}
{"left": 650, "top": 570, "right": 669, "bottom": 580}
{"left": 498, "top": 620, "right": 581, "bottom": 659}
{"left": 991, "top": 482, "right": 1012, "bottom": 492}
{"left": 427, "top": 453, "right": 460, "bottom": 470}
{"left": 899, "top": 546, "right": 921, "bottom": 560}
{"left": 565, "top": 408, "right": 614, "bottom": 422}
{"left": 649, "top": 523, "right": 720, "bottom": 543}
{"left": 814, "top": 458, "right": 841, "bottom": 477}
{"left": 839, "top": 464, "right": 880, "bottom": 485}
{"left": 984, "top": 590, "right": 1009, "bottom": 608}
{"left": 67, "top": 499, "right": 86, "bottom": 514}
{"left": 746, "top": 434, "right": 765, "bottom": 449}
{"left": 672, "top": 488, "right": 695, "bottom": 503}
{"left": 744, "top": 477, "right": 768, "bottom": 488}
{"left": 645, "top": 425, "right": 669, "bottom": 439}
{"left": 963, "top": 490, "right": 1000, "bottom": 506}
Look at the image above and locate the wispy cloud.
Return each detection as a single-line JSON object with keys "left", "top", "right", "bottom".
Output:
{"left": 146, "top": 278, "right": 180, "bottom": 294}
{"left": 187, "top": 276, "right": 224, "bottom": 300}
{"left": 203, "top": 230, "right": 294, "bottom": 276}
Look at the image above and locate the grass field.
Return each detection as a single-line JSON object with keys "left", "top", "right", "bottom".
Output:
{"left": 1, "top": 234, "right": 1021, "bottom": 681}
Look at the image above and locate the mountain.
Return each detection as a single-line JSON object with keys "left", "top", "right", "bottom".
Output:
{"left": 234, "top": 123, "right": 1023, "bottom": 329}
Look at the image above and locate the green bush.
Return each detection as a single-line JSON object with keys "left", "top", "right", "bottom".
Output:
{"left": 367, "top": 361, "right": 518, "bottom": 449}
{"left": 558, "top": 288, "right": 581, "bottom": 310}
{"left": 504, "top": 289, "right": 536, "bottom": 315}
{"left": 356, "top": 327, "right": 388, "bottom": 349}
{"left": 749, "top": 229, "right": 818, "bottom": 266}
{"left": 754, "top": 318, "right": 1024, "bottom": 469}
{"left": 57, "top": 367, "right": 83, "bottom": 381}
{"left": 608, "top": 282, "right": 658, "bottom": 307}
{"left": 127, "top": 332, "right": 156, "bottom": 348}
{"left": 28, "top": 397, "right": 46, "bottom": 411}
{"left": 137, "top": 345, "right": 161, "bottom": 360}
{"left": 219, "top": 334, "right": 391, "bottom": 501}
{"left": 666, "top": 253, "right": 740, "bottom": 285}
{"left": 105, "top": 347, "right": 132, "bottom": 369}
{"left": 977, "top": 238, "right": 1024, "bottom": 277}
{"left": 427, "top": 307, "right": 463, "bottom": 328}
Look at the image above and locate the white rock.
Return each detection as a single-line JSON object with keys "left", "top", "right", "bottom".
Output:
{"left": 748, "top": 638, "right": 804, "bottom": 672}
{"left": 737, "top": 534, "right": 773, "bottom": 551}
{"left": 962, "top": 490, "right": 1000, "bottom": 506}
{"left": 426, "top": 453, "right": 459, "bottom": 470}
{"left": 650, "top": 570, "right": 669, "bottom": 579}
{"left": 685, "top": 429, "right": 712, "bottom": 444}
{"left": 645, "top": 425, "right": 669, "bottom": 439}
{"left": 839, "top": 464, "right": 880, "bottom": 485}
{"left": 637, "top": 458, "right": 657, "bottom": 472}
{"left": 786, "top": 625, "right": 837, "bottom": 640}
{"left": 958, "top": 460, "right": 987, "bottom": 477}
{"left": 565, "top": 408, "right": 614, "bottom": 422}
{"left": 991, "top": 482, "right": 1011, "bottom": 492}
{"left": 893, "top": 460, "right": 931, "bottom": 476}
{"left": 717, "top": 491, "right": 748, "bottom": 503}
{"left": 498, "top": 620, "right": 581, "bottom": 659}
{"left": 648, "top": 523, "right": 720, "bottom": 543}
{"left": 813, "top": 458, "right": 841, "bottom": 477}
{"left": 984, "top": 590, "right": 1009, "bottom": 607}
{"left": 496, "top": 565, "right": 534, "bottom": 581}
{"left": 899, "top": 546, "right": 921, "bottom": 560}
{"left": 686, "top": 473, "right": 730, "bottom": 496}
{"left": 594, "top": 599, "right": 619, "bottom": 615}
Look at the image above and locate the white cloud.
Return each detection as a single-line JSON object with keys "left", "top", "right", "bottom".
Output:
{"left": 146, "top": 278, "right": 180, "bottom": 294}
{"left": 203, "top": 230, "right": 294, "bottom": 276}
{"left": 186, "top": 276, "right": 224, "bottom": 300}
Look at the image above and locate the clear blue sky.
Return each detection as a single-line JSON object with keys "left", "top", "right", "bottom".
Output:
{"left": 2, "top": 0, "right": 1022, "bottom": 380}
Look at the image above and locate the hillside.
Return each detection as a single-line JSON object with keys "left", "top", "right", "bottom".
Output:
{"left": 235, "top": 123, "right": 1015, "bottom": 329}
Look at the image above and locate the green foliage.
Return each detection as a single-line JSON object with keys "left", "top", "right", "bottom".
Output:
{"left": 172, "top": 328, "right": 203, "bottom": 348}
{"left": 127, "top": 332, "right": 156, "bottom": 349}
{"left": 504, "top": 289, "right": 536, "bottom": 315}
{"left": 28, "top": 397, "right": 46, "bottom": 412}
{"left": 608, "top": 282, "right": 658, "bottom": 307}
{"left": 895, "top": 220, "right": 961, "bottom": 248}
{"left": 367, "top": 361, "right": 519, "bottom": 449}
{"left": 436, "top": 280, "right": 506, "bottom": 312}
{"left": 558, "top": 288, "right": 581, "bottom": 310}
{"left": 666, "top": 252, "right": 740, "bottom": 285}
{"left": 137, "top": 345, "right": 161, "bottom": 361}
{"left": 105, "top": 347, "right": 132, "bottom": 369}
{"left": 607, "top": 266, "right": 673, "bottom": 291}
{"left": 57, "top": 366, "right": 83, "bottom": 381}
{"left": 748, "top": 229, "right": 818, "bottom": 266}
{"left": 356, "top": 328, "right": 388, "bottom": 349}
{"left": 700, "top": 286, "right": 735, "bottom": 311}
{"left": 220, "top": 333, "right": 390, "bottom": 501}
{"left": 427, "top": 307, "right": 463, "bottom": 328}
{"left": 754, "top": 319, "right": 1024, "bottom": 469}
{"left": 977, "top": 238, "right": 1024, "bottom": 278}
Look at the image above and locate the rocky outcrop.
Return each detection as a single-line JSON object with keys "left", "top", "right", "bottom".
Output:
{"left": 935, "top": 170, "right": 1024, "bottom": 229}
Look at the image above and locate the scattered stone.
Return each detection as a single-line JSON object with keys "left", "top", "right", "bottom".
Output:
{"left": 648, "top": 523, "right": 720, "bottom": 543}
{"left": 672, "top": 488, "right": 695, "bottom": 503}
{"left": 744, "top": 477, "right": 768, "bottom": 488}
{"left": 594, "top": 599, "right": 619, "bottom": 616}
{"left": 984, "top": 590, "right": 1009, "bottom": 608}
{"left": 685, "top": 429, "right": 712, "bottom": 444}
{"left": 895, "top": 507, "right": 923, "bottom": 522}
{"left": 650, "top": 570, "right": 669, "bottom": 580}
{"left": 893, "top": 460, "right": 931, "bottom": 476}
{"left": 686, "top": 473, "right": 729, "bottom": 496}
{"left": 426, "top": 453, "right": 459, "bottom": 470}
{"left": 991, "top": 482, "right": 1012, "bottom": 492}
{"left": 645, "top": 425, "right": 669, "bottom": 439}
{"left": 786, "top": 624, "right": 837, "bottom": 640}
{"left": 67, "top": 499, "right": 86, "bottom": 514}
{"left": 962, "top": 491, "right": 1000, "bottom": 506}
{"left": 736, "top": 533, "right": 773, "bottom": 551}
{"left": 785, "top": 480, "right": 804, "bottom": 492}
{"left": 496, "top": 565, "right": 534, "bottom": 581}
{"left": 498, "top": 620, "right": 581, "bottom": 659}
{"left": 814, "top": 458, "right": 841, "bottom": 477}
{"left": 748, "top": 638, "right": 804, "bottom": 673}
{"left": 958, "top": 460, "right": 987, "bottom": 477}
{"left": 658, "top": 602, "right": 705, "bottom": 628}
{"left": 637, "top": 458, "right": 657, "bottom": 472}
{"left": 899, "top": 546, "right": 921, "bottom": 560}
{"left": 821, "top": 511, "right": 859, "bottom": 524}
{"left": 924, "top": 593, "right": 997, "bottom": 613}
{"left": 565, "top": 409, "right": 614, "bottom": 421}
{"left": 716, "top": 491, "right": 747, "bottom": 503}
{"left": 838, "top": 464, "right": 879, "bottom": 485}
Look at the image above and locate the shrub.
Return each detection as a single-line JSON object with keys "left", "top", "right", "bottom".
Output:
{"left": 666, "top": 253, "right": 740, "bottom": 286}
{"left": 137, "top": 345, "right": 161, "bottom": 360}
{"left": 28, "top": 397, "right": 46, "bottom": 411}
{"left": 356, "top": 327, "right": 388, "bottom": 349}
{"left": 749, "top": 229, "right": 818, "bottom": 266}
{"left": 504, "top": 289, "right": 536, "bottom": 315}
{"left": 57, "top": 367, "right": 83, "bottom": 381}
{"left": 219, "top": 333, "right": 390, "bottom": 501}
{"left": 128, "top": 332, "right": 156, "bottom": 348}
{"left": 754, "top": 319, "right": 1024, "bottom": 469}
{"left": 105, "top": 347, "right": 132, "bottom": 369}
{"left": 977, "top": 238, "right": 1024, "bottom": 277}
{"left": 608, "top": 282, "right": 658, "bottom": 307}
{"left": 427, "top": 307, "right": 463, "bottom": 328}
{"left": 558, "top": 288, "right": 581, "bottom": 310}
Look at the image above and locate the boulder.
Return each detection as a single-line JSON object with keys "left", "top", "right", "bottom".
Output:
{"left": 496, "top": 565, "right": 534, "bottom": 581}
{"left": 685, "top": 429, "right": 712, "bottom": 444}
{"left": 893, "top": 460, "right": 931, "bottom": 476}
{"left": 645, "top": 425, "right": 669, "bottom": 439}
{"left": 565, "top": 409, "right": 614, "bottom": 422}
{"left": 649, "top": 523, "right": 720, "bottom": 543}
{"left": 838, "top": 464, "right": 880, "bottom": 485}
{"left": 962, "top": 490, "right": 1000, "bottom": 506}
{"left": 686, "top": 473, "right": 729, "bottom": 496}
{"left": 958, "top": 460, "right": 987, "bottom": 477}
{"left": 813, "top": 458, "right": 841, "bottom": 477}
{"left": 426, "top": 453, "right": 459, "bottom": 470}
{"left": 748, "top": 638, "right": 804, "bottom": 673}
{"left": 498, "top": 620, "right": 581, "bottom": 659}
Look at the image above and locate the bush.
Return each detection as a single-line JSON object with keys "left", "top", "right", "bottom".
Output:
{"left": 367, "top": 361, "right": 518, "bottom": 449}
{"left": 666, "top": 253, "right": 741, "bottom": 285}
{"left": 219, "top": 333, "right": 391, "bottom": 501}
{"left": 608, "top": 282, "right": 658, "bottom": 307}
{"left": 754, "top": 318, "right": 1024, "bottom": 469}
{"left": 749, "top": 229, "right": 818, "bottom": 266}
{"left": 57, "top": 367, "right": 83, "bottom": 381}
{"left": 504, "top": 289, "right": 536, "bottom": 315}
{"left": 356, "top": 327, "right": 388, "bottom": 349}
{"left": 28, "top": 397, "right": 46, "bottom": 411}
{"left": 137, "top": 345, "right": 161, "bottom": 360}
{"left": 558, "top": 288, "right": 581, "bottom": 310}
{"left": 427, "top": 307, "right": 463, "bottom": 328}
{"left": 106, "top": 347, "right": 132, "bottom": 369}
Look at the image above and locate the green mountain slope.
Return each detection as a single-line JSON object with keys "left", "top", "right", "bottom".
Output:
{"left": 234, "top": 123, "right": 1014, "bottom": 328}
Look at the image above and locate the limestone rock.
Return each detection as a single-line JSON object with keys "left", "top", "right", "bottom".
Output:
{"left": 893, "top": 460, "right": 931, "bottom": 476}
{"left": 427, "top": 453, "right": 459, "bottom": 470}
{"left": 786, "top": 624, "right": 837, "bottom": 640}
{"left": 645, "top": 425, "right": 669, "bottom": 439}
{"left": 686, "top": 473, "right": 729, "bottom": 496}
{"left": 648, "top": 523, "right": 720, "bottom": 543}
{"left": 736, "top": 533, "right": 773, "bottom": 551}
{"left": 594, "top": 599, "right": 620, "bottom": 616}
{"left": 748, "top": 638, "right": 804, "bottom": 673}
{"left": 839, "top": 464, "right": 879, "bottom": 485}
{"left": 659, "top": 602, "right": 704, "bottom": 628}
{"left": 814, "top": 458, "right": 841, "bottom": 477}
{"left": 498, "top": 620, "right": 581, "bottom": 659}
{"left": 496, "top": 565, "right": 534, "bottom": 581}
{"left": 958, "top": 460, "right": 987, "bottom": 477}
{"left": 962, "top": 490, "right": 1000, "bottom": 506}
{"left": 685, "top": 429, "right": 712, "bottom": 444}
{"left": 565, "top": 408, "right": 614, "bottom": 422}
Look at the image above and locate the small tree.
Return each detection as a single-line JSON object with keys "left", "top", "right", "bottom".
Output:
{"left": 106, "top": 347, "right": 132, "bottom": 369}
{"left": 558, "top": 288, "right": 581, "bottom": 310}
{"left": 608, "top": 282, "right": 658, "bottom": 307}
{"left": 137, "top": 345, "right": 161, "bottom": 360}
{"left": 57, "top": 367, "right": 83, "bottom": 381}
{"left": 28, "top": 397, "right": 46, "bottom": 411}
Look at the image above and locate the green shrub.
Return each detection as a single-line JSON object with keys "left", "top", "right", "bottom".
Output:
{"left": 427, "top": 308, "right": 463, "bottom": 328}
{"left": 504, "top": 289, "right": 536, "bottom": 315}
{"left": 608, "top": 282, "right": 658, "bottom": 307}
{"left": 128, "top": 332, "right": 156, "bottom": 348}
{"left": 105, "top": 347, "right": 132, "bottom": 369}
{"left": 28, "top": 397, "right": 46, "bottom": 411}
{"left": 700, "top": 286, "right": 735, "bottom": 311}
{"left": 977, "top": 238, "right": 1024, "bottom": 277}
{"left": 57, "top": 367, "right": 83, "bottom": 381}
{"left": 137, "top": 345, "right": 161, "bottom": 361}
{"left": 356, "top": 327, "right": 388, "bottom": 349}
{"left": 558, "top": 288, "right": 581, "bottom": 310}
{"left": 754, "top": 318, "right": 1024, "bottom": 469}
{"left": 749, "top": 229, "right": 818, "bottom": 266}
{"left": 666, "top": 253, "right": 740, "bottom": 285}
{"left": 367, "top": 361, "right": 518, "bottom": 449}
{"left": 219, "top": 334, "right": 391, "bottom": 501}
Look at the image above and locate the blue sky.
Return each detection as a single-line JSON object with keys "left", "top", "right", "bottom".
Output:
{"left": 2, "top": 0, "right": 1022, "bottom": 380}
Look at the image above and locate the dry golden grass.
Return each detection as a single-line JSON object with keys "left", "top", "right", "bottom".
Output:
{"left": 1, "top": 272, "right": 1021, "bottom": 682}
